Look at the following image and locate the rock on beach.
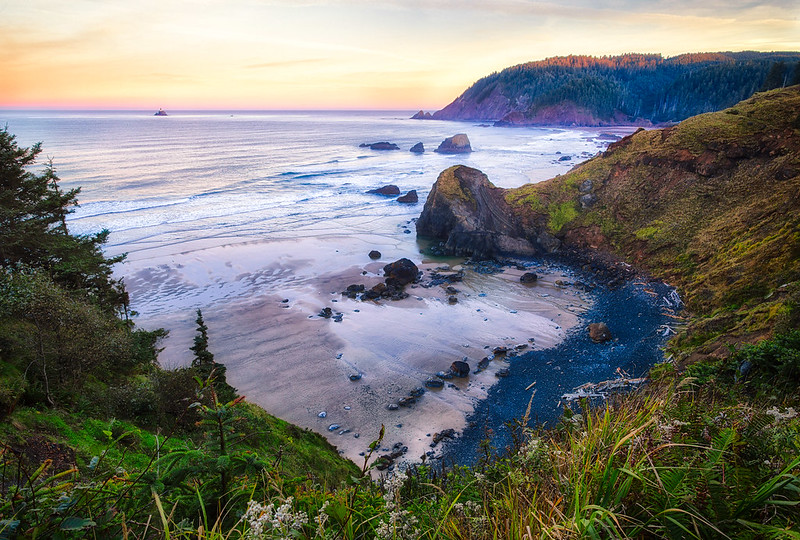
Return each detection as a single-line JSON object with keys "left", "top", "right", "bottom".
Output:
{"left": 588, "top": 322, "right": 613, "bottom": 343}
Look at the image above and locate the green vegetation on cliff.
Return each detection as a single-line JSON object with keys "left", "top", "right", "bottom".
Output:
{"left": 434, "top": 52, "right": 800, "bottom": 125}
{"left": 508, "top": 86, "right": 800, "bottom": 365}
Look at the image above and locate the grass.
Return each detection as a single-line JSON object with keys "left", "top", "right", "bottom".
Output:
{"left": 547, "top": 201, "right": 579, "bottom": 232}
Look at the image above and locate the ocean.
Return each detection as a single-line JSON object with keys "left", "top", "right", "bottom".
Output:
{"left": 3, "top": 110, "right": 616, "bottom": 258}
{"left": 2, "top": 110, "right": 655, "bottom": 465}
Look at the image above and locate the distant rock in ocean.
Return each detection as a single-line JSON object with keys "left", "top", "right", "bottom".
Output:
{"left": 410, "top": 142, "right": 425, "bottom": 153}
{"left": 435, "top": 134, "right": 472, "bottom": 154}
{"left": 359, "top": 142, "right": 400, "bottom": 150}
{"left": 367, "top": 185, "right": 401, "bottom": 196}
{"left": 411, "top": 110, "right": 433, "bottom": 120}
{"left": 396, "top": 190, "right": 418, "bottom": 204}
{"left": 154, "top": 108, "right": 168, "bottom": 116}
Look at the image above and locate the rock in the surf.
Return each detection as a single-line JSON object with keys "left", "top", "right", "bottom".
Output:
{"left": 367, "top": 185, "right": 401, "bottom": 196}
{"left": 397, "top": 190, "right": 419, "bottom": 203}
{"left": 360, "top": 142, "right": 400, "bottom": 150}
{"left": 435, "top": 134, "right": 472, "bottom": 154}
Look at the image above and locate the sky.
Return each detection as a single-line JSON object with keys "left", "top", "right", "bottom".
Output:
{"left": 1, "top": 0, "right": 798, "bottom": 110}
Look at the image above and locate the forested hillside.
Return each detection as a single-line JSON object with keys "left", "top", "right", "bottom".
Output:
{"left": 431, "top": 52, "right": 800, "bottom": 125}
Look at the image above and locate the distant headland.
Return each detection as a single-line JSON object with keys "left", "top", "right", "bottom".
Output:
{"left": 417, "top": 51, "right": 800, "bottom": 126}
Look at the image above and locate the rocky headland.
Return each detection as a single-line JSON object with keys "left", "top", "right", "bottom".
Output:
{"left": 418, "top": 87, "right": 800, "bottom": 365}
{"left": 428, "top": 52, "right": 800, "bottom": 126}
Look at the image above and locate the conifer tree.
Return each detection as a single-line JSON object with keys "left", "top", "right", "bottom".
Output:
{"left": 0, "top": 127, "right": 128, "bottom": 312}
{"left": 761, "top": 61, "right": 787, "bottom": 91}
{"left": 190, "top": 309, "right": 215, "bottom": 370}
{"left": 791, "top": 61, "right": 800, "bottom": 86}
{"left": 190, "top": 309, "right": 237, "bottom": 401}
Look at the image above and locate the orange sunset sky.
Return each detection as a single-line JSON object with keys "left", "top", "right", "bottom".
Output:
{"left": 1, "top": 0, "right": 799, "bottom": 110}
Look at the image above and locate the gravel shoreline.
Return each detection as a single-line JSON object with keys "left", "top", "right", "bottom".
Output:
{"left": 440, "top": 263, "right": 676, "bottom": 466}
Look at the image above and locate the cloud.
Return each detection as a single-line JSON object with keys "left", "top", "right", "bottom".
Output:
{"left": 245, "top": 58, "right": 327, "bottom": 69}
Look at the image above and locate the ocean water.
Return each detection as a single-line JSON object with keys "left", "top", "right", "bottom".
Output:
{"left": 4, "top": 110, "right": 619, "bottom": 262}
{"left": 3, "top": 110, "right": 653, "bottom": 464}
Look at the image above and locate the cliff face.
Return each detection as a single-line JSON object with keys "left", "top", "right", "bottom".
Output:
{"left": 430, "top": 52, "right": 800, "bottom": 126}
{"left": 419, "top": 87, "right": 800, "bottom": 358}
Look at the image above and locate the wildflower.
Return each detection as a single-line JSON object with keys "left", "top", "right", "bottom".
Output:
{"left": 244, "top": 497, "right": 308, "bottom": 539}
{"left": 376, "top": 471, "right": 418, "bottom": 540}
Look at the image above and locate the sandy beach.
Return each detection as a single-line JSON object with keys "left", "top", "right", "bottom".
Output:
{"left": 126, "top": 233, "right": 591, "bottom": 466}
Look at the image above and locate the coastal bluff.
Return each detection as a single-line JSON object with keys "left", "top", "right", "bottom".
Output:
{"left": 419, "top": 86, "right": 800, "bottom": 359}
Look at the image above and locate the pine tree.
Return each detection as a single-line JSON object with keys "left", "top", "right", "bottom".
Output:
{"left": 0, "top": 127, "right": 128, "bottom": 312}
{"left": 761, "top": 62, "right": 787, "bottom": 91}
{"left": 791, "top": 61, "right": 800, "bottom": 86}
{"left": 190, "top": 309, "right": 237, "bottom": 402}
{"left": 190, "top": 309, "right": 215, "bottom": 370}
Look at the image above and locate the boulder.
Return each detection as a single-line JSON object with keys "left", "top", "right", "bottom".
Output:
{"left": 398, "top": 396, "right": 416, "bottom": 407}
{"left": 588, "top": 322, "right": 613, "bottom": 343}
{"left": 368, "top": 250, "right": 382, "bottom": 259}
{"left": 579, "top": 193, "right": 597, "bottom": 208}
{"left": 424, "top": 378, "right": 444, "bottom": 388}
{"left": 410, "top": 142, "right": 425, "bottom": 153}
{"left": 397, "top": 190, "right": 419, "bottom": 203}
{"left": 432, "top": 428, "right": 456, "bottom": 445}
{"left": 360, "top": 142, "right": 400, "bottom": 150}
{"left": 367, "top": 185, "right": 401, "bottom": 196}
{"left": 520, "top": 272, "right": 538, "bottom": 283}
{"left": 435, "top": 133, "right": 472, "bottom": 154}
{"left": 346, "top": 284, "right": 365, "bottom": 293}
{"left": 383, "top": 258, "right": 419, "bottom": 286}
{"left": 416, "top": 166, "right": 541, "bottom": 258}
{"left": 450, "top": 360, "right": 470, "bottom": 378}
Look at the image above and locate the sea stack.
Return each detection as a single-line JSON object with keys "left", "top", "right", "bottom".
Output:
{"left": 154, "top": 108, "right": 168, "bottom": 116}
{"left": 435, "top": 134, "right": 472, "bottom": 154}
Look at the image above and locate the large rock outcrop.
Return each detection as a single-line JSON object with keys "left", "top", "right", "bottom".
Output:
{"left": 416, "top": 165, "right": 543, "bottom": 258}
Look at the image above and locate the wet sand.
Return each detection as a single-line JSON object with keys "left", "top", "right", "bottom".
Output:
{"left": 126, "top": 235, "right": 591, "bottom": 466}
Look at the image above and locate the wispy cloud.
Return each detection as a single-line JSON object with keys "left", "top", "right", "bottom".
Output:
{"left": 245, "top": 58, "right": 327, "bottom": 69}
